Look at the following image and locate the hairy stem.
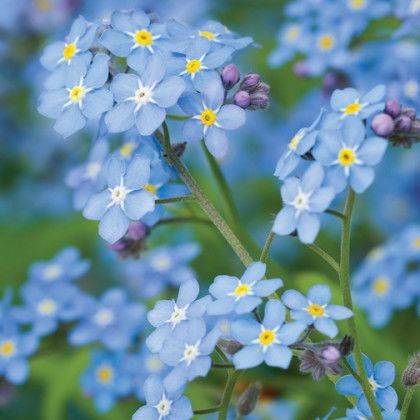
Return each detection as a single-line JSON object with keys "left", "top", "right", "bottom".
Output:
{"left": 260, "top": 231, "right": 275, "bottom": 263}
{"left": 218, "top": 370, "right": 241, "bottom": 420}
{"left": 155, "top": 196, "right": 195, "bottom": 204}
{"left": 154, "top": 216, "right": 212, "bottom": 227}
{"left": 194, "top": 406, "right": 222, "bottom": 415}
{"left": 400, "top": 386, "right": 416, "bottom": 420}
{"left": 326, "top": 208, "right": 346, "bottom": 220}
{"left": 305, "top": 243, "right": 340, "bottom": 273}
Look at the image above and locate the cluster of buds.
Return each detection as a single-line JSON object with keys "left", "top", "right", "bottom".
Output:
{"left": 402, "top": 352, "right": 420, "bottom": 387}
{"left": 371, "top": 99, "right": 420, "bottom": 148}
{"left": 107, "top": 221, "right": 150, "bottom": 259}
{"left": 297, "top": 335, "right": 354, "bottom": 381}
{"left": 221, "top": 64, "right": 270, "bottom": 110}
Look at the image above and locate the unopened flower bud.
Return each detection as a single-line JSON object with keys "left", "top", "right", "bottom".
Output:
{"left": 234, "top": 90, "right": 251, "bottom": 109}
{"left": 171, "top": 142, "right": 187, "bottom": 157}
{"left": 384, "top": 99, "right": 401, "bottom": 118}
{"left": 222, "top": 64, "right": 240, "bottom": 90}
{"left": 217, "top": 339, "right": 243, "bottom": 355}
{"left": 339, "top": 335, "right": 354, "bottom": 357}
{"left": 108, "top": 240, "right": 127, "bottom": 252}
{"left": 403, "top": 353, "right": 420, "bottom": 387}
{"left": 237, "top": 383, "right": 261, "bottom": 416}
{"left": 128, "top": 221, "right": 149, "bottom": 240}
{"left": 250, "top": 93, "right": 269, "bottom": 109}
{"left": 321, "top": 346, "right": 341, "bottom": 363}
{"left": 241, "top": 73, "right": 260, "bottom": 89}
{"left": 402, "top": 107, "right": 416, "bottom": 120}
{"left": 395, "top": 115, "right": 413, "bottom": 132}
{"left": 293, "top": 61, "right": 308, "bottom": 77}
{"left": 371, "top": 113, "right": 395, "bottom": 136}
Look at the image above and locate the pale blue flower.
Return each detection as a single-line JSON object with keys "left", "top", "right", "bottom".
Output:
{"left": 338, "top": 406, "right": 400, "bottom": 420}
{"left": 282, "top": 285, "right": 353, "bottom": 338}
{"left": 207, "top": 262, "right": 283, "bottom": 315}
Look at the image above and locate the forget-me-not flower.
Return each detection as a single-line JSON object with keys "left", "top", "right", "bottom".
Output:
{"left": 207, "top": 262, "right": 283, "bottom": 315}
{"left": 83, "top": 155, "right": 155, "bottom": 243}
{"left": 179, "top": 79, "right": 246, "bottom": 158}
{"left": 273, "top": 162, "right": 335, "bottom": 244}
{"left": 232, "top": 300, "right": 306, "bottom": 369}
{"left": 282, "top": 284, "right": 353, "bottom": 338}
{"left": 38, "top": 54, "right": 113, "bottom": 138}
{"left": 338, "top": 406, "right": 400, "bottom": 420}
{"left": 105, "top": 54, "right": 185, "bottom": 136}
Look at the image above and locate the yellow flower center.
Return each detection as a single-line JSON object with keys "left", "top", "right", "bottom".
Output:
{"left": 285, "top": 25, "right": 300, "bottom": 42}
{"left": 63, "top": 43, "right": 76, "bottom": 61}
{"left": 349, "top": 0, "right": 366, "bottom": 9}
{"left": 37, "top": 299, "right": 57, "bottom": 315}
{"left": 344, "top": 102, "right": 361, "bottom": 115}
{"left": 134, "top": 30, "right": 153, "bottom": 46}
{"left": 259, "top": 329, "right": 275, "bottom": 346}
{"left": 36, "top": 0, "right": 51, "bottom": 11}
{"left": 412, "top": 237, "right": 420, "bottom": 249}
{"left": 234, "top": 284, "right": 250, "bottom": 297}
{"left": 120, "top": 143, "right": 135, "bottom": 158}
{"left": 186, "top": 59, "right": 202, "bottom": 74}
{"left": 307, "top": 304, "right": 325, "bottom": 317}
{"left": 144, "top": 184, "right": 157, "bottom": 195}
{"left": 338, "top": 148, "right": 356, "bottom": 166}
{"left": 373, "top": 277, "right": 389, "bottom": 296}
{"left": 288, "top": 132, "right": 303, "bottom": 150}
{"left": 318, "top": 34, "right": 335, "bottom": 51}
{"left": 200, "top": 109, "right": 217, "bottom": 126}
{"left": 69, "top": 86, "right": 85, "bottom": 103}
{"left": 96, "top": 365, "right": 114, "bottom": 384}
{"left": 146, "top": 356, "right": 163, "bottom": 371}
{"left": 0, "top": 340, "right": 15, "bottom": 357}
{"left": 199, "top": 31, "right": 216, "bottom": 40}
{"left": 44, "top": 264, "right": 61, "bottom": 279}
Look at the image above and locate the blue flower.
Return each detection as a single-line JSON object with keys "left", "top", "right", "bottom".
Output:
{"left": 168, "top": 37, "right": 232, "bottom": 90}
{"left": 28, "top": 247, "right": 90, "bottom": 284}
{"left": 133, "top": 374, "right": 193, "bottom": 420}
{"left": 338, "top": 406, "right": 400, "bottom": 420}
{"left": 159, "top": 318, "right": 221, "bottom": 392}
{"left": 207, "top": 262, "right": 283, "bottom": 315}
{"left": 336, "top": 354, "right": 398, "bottom": 417}
{"left": 38, "top": 54, "right": 113, "bottom": 138}
{"left": 83, "top": 155, "right": 155, "bottom": 243}
{"left": 81, "top": 350, "right": 132, "bottom": 413}
{"left": 282, "top": 285, "right": 353, "bottom": 338}
{"left": 274, "top": 108, "right": 325, "bottom": 180}
{"left": 231, "top": 300, "right": 306, "bottom": 369}
{"left": 313, "top": 117, "right": 388, "bottom": 193}
{"left": 105, "top": 54, "right": 185, "bottom": 136}
{"left": 68, "top": 288, "right": 146, "bottom": 351}
{"left": 65, "top": 138, "right": 109, "bottom": 210}
{"left": 273, "top": 163, "right": 335, "bottom": 244}
{"left": 146, "top": 278, "right": 212, "bottom": 353}
{"left": 40, "top": 16, "right": 98, "bottom": 88}
{"left": 100, "top": 10, "right": 168, "bottom": 65}
{"left": 179, "top": 80, "right": 246, "bottom": 158}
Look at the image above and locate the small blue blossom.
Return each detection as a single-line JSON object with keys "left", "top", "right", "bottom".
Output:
{"left": 179, "top": 80, "right": 246, "bottom": 158}
{"left": 338, "top": 406, "right": 400, "bottom": 420}
{"left": 146, "top": 278, "right": 212, "bottom": 353}
{"left": 282, "top": 285, "right": 353, "bottom": 338}
{"left": 38, "top": 54, "right": 113, "bottom": 138}
{"left": 28, "top": 247, "right": 90, "bottom": 284}
{"left": 207, "top": 262, "right": 283, "bottom": 315}
{"left": 159, "top": 319, "right": 221, "bottom": 392}
{"left": 273, "top": 163, "right": 335, "bottom": 244}
{"left": 68, "top": 288, "right": 146, "bottom": 351}
{"left": 105, "top": 54, "right": 185, "bottom": 136}
{"left": 81, "top": 350, "right": 132, "bottom": 413}
{"left": 336, "top": 354, "right": 398, "bottom": 417}
{"left": 133, "top": 374, "right": 193, "bottom": 420}
{"left": 313, "top": 117, "right": 388, "bottom": 193}
{"left": 83, "top": 155, "right": 155, "bottom": 243}
{"left": 231, "top": 300, "right": 306, "bottom": 369}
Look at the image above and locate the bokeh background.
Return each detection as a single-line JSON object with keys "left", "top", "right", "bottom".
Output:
{"left": 0, "top": 0, "right": 419, "bottom": 419}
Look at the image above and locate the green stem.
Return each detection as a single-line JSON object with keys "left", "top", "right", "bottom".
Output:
{"left": 339, "top": 189, "right": 382, "bottom": 420}
{"left": 260, "top": 231, "right": 275, "bottom": 263}
{"left": 305, "top": 243, "right": 340, "bottom": 273}
{"left": 154, "top": 217, "right": 211, "bottom": 227}
{"left": 215, "top": 345, "right": 231, "bottom": 365}
{"left": 201, "top": 140, "right": 241, "bottom": 227}
{"left": 166, "top": 114, "right": 190, "bottom": 121}
{"left": 155, "top": 196, "right": 195, "bottom": 204}
{"left": 342, "top": 358, "right": 362, "bottom": 383}
{"left": 212, "top": 363, "right": 235, "bottom": 369}
{"left": 156, "top": 127, "right": 253, "bottom": 267}
{"left": 194, "top": 406, "right": 222, "bottom": 415}
{"left": 400, "top": 386, "right": 416, "bottom": 420}
{"left": 326, "top": 208, "right": 346, "bottom": 220}
{"left": 218, "top": 370, "right": 241, "bottom": 420}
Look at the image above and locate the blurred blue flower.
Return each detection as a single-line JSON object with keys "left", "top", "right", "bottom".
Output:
{"left": 38, "top": 54, "right": 113, "bottom": 138}
{"left": 336, "top": 354, "right": 398, "bottom": 417}
{"left": 282, "top": 285, "right": 353, "bottom": 338}
{"left": 338, "top": 406, "right": 400, "bottom": 420}
{"left": 207, "top": 262, "right": 283, "bottom": 315}
{"left": 273, "top": 163, "right": 335, "bottom": 244}
{"left": 232, "top": 300, "right": 306, "bottom": 369}
{"left": 68, "top": 288, "right": 145, "bottom": 351}
{"left": 105, "top": 54, "right": 185, "bottom": 136}
{"left": 179, "top": 80, "right": 246, "bottom": 158}
{"left": 83, "top": 155, "right": 155, "bottom": 243}
{"left": 133, "top": 374, "right": 193, "bottom": 420}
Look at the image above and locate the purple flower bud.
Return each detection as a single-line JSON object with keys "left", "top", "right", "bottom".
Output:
{"left": 254, "top": 82, "right": 270, "bottom": 94}
{"left": 221, "top": 64, "right": 240, "bottom": 90}
{"left": 293, "top": 61, "right": 308, "bottom": 77}
{"left": 371, "top": 113, "right": 395, "bottom": 136}
{"left": 384, "top": 99, "right": 401, "bottom": 118}
{"left": 128, "top": 221, "right": 149, "bottom": 240}
{"left": 250, "top": 93, "right": 269, "bottom": 109}
{"left": 107, "top": 240, "right": 127, "bottom": 252}
{"left": 234, "top": 90, "right": 251, "bottom": 109}
{"left": 402, "top": 107, "right": 416, "bottom": 120}
{"left": 395, "top": 115, "right": 413, "bottom": 132}
{"left": 241, "top": 73, "right": 260, "bottom": 89}
{"left": 237, "top": 383, "right": 261, "bottom": 416}
{"left": 321, "top": 346, "right": 341, "bottom": 363}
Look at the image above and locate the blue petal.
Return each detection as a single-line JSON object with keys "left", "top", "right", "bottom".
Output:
{"left": 277, "top": 321, "right": 306, "bottom": 345}
{"left": 38, "top": 89, "right": 68, "bottom": 118}
{"left": 308, "top": 285, "right": 331, "bottom": 305}
{"left": 273, "top": 206, "right": 297, "bottom": 236}
{"left": 136, "top": 104, "right": 166, "bottom": 136}
{"left": 274, "top": 152, "right": 301, "bottom": 180}
{"left": 209, "top": 275, "right": 238, "bottom": 298}
{"left": 330, "top": 88, "right": 359, "bottom": 111}
{"left": 40, "top": 41, "right": 65, "bottom": 70}
{"left": 144, "top": 374, "right": 164, "bottom": 406}
{"left": 84, "top": 54, "right": 110, "bottom": 89}
{"left": 133, "top": 407, "right": 159, "bottom": 420}
{"left": 376, "top": 387, "right": 398, "bottom": 412}
{"left": 335, "top": 374, "right": 363, "bottom": 396}
{"left": 105, "top": 102, "right": 136, "bottom": 133}
{"left": 205, "top": 126, "right": 228, "bottom": 159}
{"left": 325, "top": 304, "right": 353, "bottom": 320}
{"left": 123, "top": 190, "right": 155, "bottom": 220}
{"left": 100, "top": 29, "right": 132, "bottom": 57}
{"left": 281, "top": 289, "right": 307, "bottom": 310}
{"left": 263, "top": 300, "right": 286, "bottom": 329}
{"left": 142, "top": 54, "right": 166, "bottom": 87}
{"left": 106, "top": 158, "right": 125, "bottom": 188}
{"left": 231, "top": 318, "right": 260, "bottom": 344}
{"left": 5, "top": 359, "right": 29, "bottom": 384}
{"left": 235, "top": 296, "right": 262, "bottom": 313}
{"left": 83, "top": 190, "right": 111, "bottom": 220}
{"left": 125, "top": 155, "right": 151, "bottom": 189}
{"left": 241, "top": 262, "right": 266, "bottom": 284}
{"left": 349, "top": 165, "right": 375, "bottom": 194}
{"left": 342, "top": 117, "right": 365, "bottom": 147}
{"left": 178, "top": 92, "right": 202, "bottom": 115}
{"left": 314, "top": 317, "right": 338, "bottom": 338}
{"left": 348, "top": 353, "right": 374, "bottom": 377}
{"left": 206, "top": 297, "right": 234, "bottom": 315}
{"left": 111, "top": 73, "right": 138, "bottom": 103}
{"left": 99, "top": 205, "right": 130, "bottom": 243}
{"left": 146, "top": 324, "right": 171, "bottom": 353}
{"left": 302, "top": 162, "right": 324, "bottom": 191}
{"left": 217, "top": 105, "right": 246, "bottom": 130}
{"left": 357, "top": 137, "right": 388, "bottom": 166}
{"left": 362, "top": 84, "right": 385, "bottom": 103}
{"left": 233, "top": 345, "right": 264, "bottom": 369}
{"left": 171, "top": 396, "right": 193, "bottom": 420}
{"left": 281, "top": 177, "right": 301, "bottom": 203}
{"left": 297, "top": 212, "right": 320, "bottom": 244}
{"left": 309, "top": 187, "right": 335, "bottom": 212}
{"left": 374, "top": 361, "right": 395, "bottom": 387}
{"left": 204, "top": 47, "right": 233, "bottom": 68}
{"left": 203, "top": 79, "right": 224, "bottom": 109}
{"left": 253, "top": 279, "right": 283, "bottom": 297}
{"left": 177, "top": 278, "right": 200, "bottom": 307}
{"left": 265, "top": 345, "right": 293, "bottom": 368}
{"left": 54, "top": 105, "right": 86, "bottom": 138}
{"left": 153, "top": 76, "right": 185, "bottom": 108}
{"left": 82, "top": 89, "right": 113, "bottom": 119}
{"left": 183, "top": 119, "right": 203, "bottom": 142}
